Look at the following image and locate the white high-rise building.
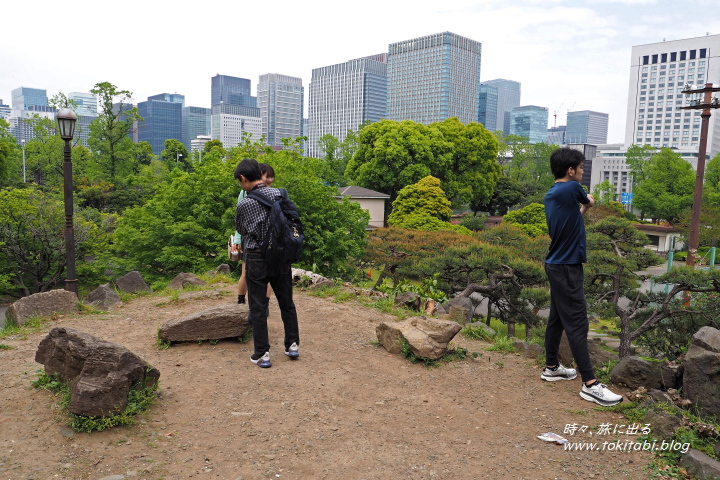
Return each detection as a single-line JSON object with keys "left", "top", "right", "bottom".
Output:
{"left": 257, "top": 74, "right": 304, "bottom": 147}
{"left": 211, "top": 112, "right": 262, "bottom": 149}
{"left": 308, "top": 54, "right": 387, "bottom": 158}
{"left": 625, "top": 35, "right": 720, "bottom": 155}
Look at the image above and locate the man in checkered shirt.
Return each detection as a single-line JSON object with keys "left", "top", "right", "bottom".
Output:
{"left": 234, "top": 158, "right": 300, "bottom": 368}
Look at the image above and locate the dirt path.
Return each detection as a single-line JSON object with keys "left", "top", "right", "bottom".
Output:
{"left": 0, "top": 283, "right": 655, "bottom": 480}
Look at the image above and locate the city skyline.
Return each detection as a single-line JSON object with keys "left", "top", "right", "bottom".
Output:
{"left": 4, "top": 0, "right": 720, "bottom": 144}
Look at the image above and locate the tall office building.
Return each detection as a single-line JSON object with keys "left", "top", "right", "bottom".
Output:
{"left": 481, "top": 79, "right": 521, "bottom": 135}
{"left": 626, "top": 34, "right": 720, "bottom": 155}
{"left": 308, "top": 54, "right": 387, "bottom": 158}
{"left": 182, "top": 106, "right": 211, "bottom": 151}
{"left": 510, "top": 105, "right": 549, "bottom": 144}
{"left": 137, "top": 93, "right": 184, "bottom": 155}
{"left": 0, "top": 100, "right": 11, "bottom": 121}
{"left": 388, "top": 32, "right": 482, "bottom": 125}
{"left": 210, "top": 106, "right": 262, "bottom": 148}
{"left": 547, "top": 125, "right": 566, "bottom": 145}
{"left": 68, "top": 92, "right": 98, "bottom": 147}
{"left": 211, "top": 75, "right": 256, "bottom": 108}
{"left": 478, "top": 84, "right": 498, "bottom": 131}
{"left": 257, "top": 74, "right": 304, "bottom": 147}
{"left": 11, "top": 87, "right": 48, "bottom": 110}
{"left": 566, "top": 110, "right": 609, "bottom": 145}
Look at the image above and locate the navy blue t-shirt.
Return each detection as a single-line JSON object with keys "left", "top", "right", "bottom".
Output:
{"left": 544, "top": 181, "right": 590, "bottom": 264}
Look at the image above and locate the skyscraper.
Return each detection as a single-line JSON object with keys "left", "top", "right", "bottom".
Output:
{"left": 137, "top": 93, "right": 185, "bottom": 155}
{"left": 257, "top": 74, "right": 304, "bottom": 147}
{"left": 182, "top": 106, "right": 211, "bottom": 151}
{"left": 566, "top": 110, "right": 609, "bottom": 145}
{"left": 625, "top": 34, "right": 720, "bottom": 154}
{"left": 210, "top": 104, "right": 262, "bottom": 148}
{"left": 69, "top": 92, "right": 98, "bottom": 148}
{"left": 481, "top": 79, "right": 521, "bottom": 135}
{"left": 510, "top": 105, "right": 549, "bottom": 144}
{"left": 11, "top": 87, "right": 48, "bottom": 110}
{"left": 211, "top": 75, "right": 256, "bottom": 108}
{"left": 308, "top": 54, "right": 387, "bottom": 158}
{"left": 478, "top": 84, "right": 498, "bottom": 131}
{"left": 388, "top": 32, "right": 482, "bottom": 125}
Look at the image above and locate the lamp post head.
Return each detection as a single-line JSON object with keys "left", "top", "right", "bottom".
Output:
{"left": 56, "top": 106, "right": 77, "bottom": 141}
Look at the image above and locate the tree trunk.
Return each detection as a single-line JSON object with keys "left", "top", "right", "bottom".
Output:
{"left": 507, "top": 322, "right": 516, "bottom": 338}
{"left": 525, "top": 325, "right": 532, "bottom": 341}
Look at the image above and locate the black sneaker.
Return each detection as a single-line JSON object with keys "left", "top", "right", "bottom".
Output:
{"left": 250, "top": 352, "right": 271, "bottom": 368}
{"left": 540, "top": 364, "right": 577, "bottom": 382}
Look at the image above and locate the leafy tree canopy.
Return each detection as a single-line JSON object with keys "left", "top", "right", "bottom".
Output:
{"left": 346, "top": 118, "right": 500, "bottom": 205}
{"left": 632, "top": 148, "right": 694, "bottom": 223}
{"left": 502, "top": 203, "right": 548, "bottom": 237}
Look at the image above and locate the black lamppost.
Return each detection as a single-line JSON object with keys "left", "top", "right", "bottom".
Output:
{"left": 681, "top": 83, "right": 720, "bottom": 268}
{"left": 56, "top": 105, "right": 78, "bottom": 294}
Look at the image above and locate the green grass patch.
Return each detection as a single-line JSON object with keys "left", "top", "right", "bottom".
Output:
{"left": 237, "top": 328, "right": 253, "bottom": 344}
{"left": 305, "top": 284, "right": 341, "bottom": 298}
{"left": 485, "top": 335, "right": 517, "bottom": 354}
{"left": 154, "top": 328, "right": 171, "bottom": 350}
{"left": 594, "top": 359, "right": 619, "bottom": 384}
{"left": 0, "top": 343, "right": 13, "bottom": 350}
{"left": 32, "top": 370, "right": 159, "bottom": 433}
{"left": 399, "top": 339, "right": 481, "bottom": 367}
{"left": 0, "top": 315, "right": 47, "bottom": 339}
{"left": 333, "top": 290, "right": 355, "bottom": 303}
{"left": 460, "top": 324, "right": 493, "bottom": 341}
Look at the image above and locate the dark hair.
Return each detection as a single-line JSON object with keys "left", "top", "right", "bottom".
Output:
{"left": 550, "top": 148, "right": 585, "bottom": 179}
{"left": 234, "top": 158, "right": 262, "bottom": 181}
{"left": 259, "top": 163, "right": 275, "bottom": 179}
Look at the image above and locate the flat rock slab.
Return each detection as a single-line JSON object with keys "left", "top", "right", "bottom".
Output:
{"left": 35, "top": 327, "right": 160, "bottom": 418}
{"left": 680, "top": 448, "right": 720, "bottom": 480}
{"left": 159, "top": 304, "right": 250, "bottom": 343}
{"left": 6, "top": 290, "right": 79, "bottom": 326}
{"left": 376, "top": 316, "right": 462, "bottom": 360}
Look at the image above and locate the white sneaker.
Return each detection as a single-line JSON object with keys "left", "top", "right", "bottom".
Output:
{"left": 250, "top": 351, "right": 271, "bottom": 368}
{"left": 285, "top": 342, "right": 299, "bottom": 359}
{"left": 580, "top": 382, "right": 623, "bottom": 406}
{"left": 540, "top": 364, "right": 577, "bottom": 382}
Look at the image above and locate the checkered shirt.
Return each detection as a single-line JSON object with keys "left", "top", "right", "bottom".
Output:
{"left": 235, "top": 186, "right": 283, "bottom": 250}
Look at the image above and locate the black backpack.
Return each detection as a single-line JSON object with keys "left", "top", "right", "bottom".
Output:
{"left": 247, "top": 189, "right": 304, "bottom": 270}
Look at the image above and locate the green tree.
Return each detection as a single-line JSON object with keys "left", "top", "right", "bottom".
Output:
{"left": 0, "top": 188, "right": 101, "bottom": 296}
{"left": 133, "top": 141, "right": 156, "bottom": 166}
{"left": 472, "top": 176, "right": 525, "bottom": 215}
{"left": 585, "top": 216, "right": 720, "bottom": 358}
{"left": 625, "top": 144, "right": 656, "bottom": 187}
{"left": 0, "top": 119, "right": 20, "bottom": 185}
{"left": 346, "top": 118, "right": 500, "bottom": 206}
{"left": 592, "top": 180, "right": 616, "bottom": 204}
{"left": 161, "top": 139, "right": 190, "bottom": 170}
{"left": 203, "top": 139, "right": 227, "bottom": 157}
{"left": 388, "top": 176, "right": 452, "bottom": 224}
{"left": 633, "top": 148, "right": 694, "bottom": 223}
{"left": 496, "top": 135, "right": 559, "bottom": 206}
{"left": 502, "top": 203, "right": 548, "bottom": 237}
{"left": 88, "top": 82, "right": 143, "bottom": 180}
{"left": 704, "top": 153, "right": 720, "bottom": 207}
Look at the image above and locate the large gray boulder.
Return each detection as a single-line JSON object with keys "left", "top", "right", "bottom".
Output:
{"left": 610, "top": 356, "right": 663, "bottom": 390}
{"left": 376, "top": 316, "right": 462, "bottom": 360}
{"left": 442, "top": 296, "right": 474, "bottom": 324}
{"left": 85, "top": 284, "right": 122, "bottom": 310}
{"left": 680, "top": 449, "right": 720, "bottom": 480}
{"left": 115, "top": 271, "right": 151, "bottom": 294}
{"left": 395, "top": 292, "right": 421, "bottom": 311}
{"left": 167, "top": 273, "right": 208, "bottom": 290}
{"left": 684, "top": 327, "right": 720, "bottom": 418}
{"left": 35, "top": 327, "right": 160, "bottom": 418}
{"left": 6, "top": 290, "right": 79, "bottom": 326}
{"left": 159, "top": 304, "right": 250, "bottom": 343}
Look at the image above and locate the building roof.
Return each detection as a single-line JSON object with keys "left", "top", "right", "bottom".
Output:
{"left": 336, "top": 186, "right": 390, "bottom": 199}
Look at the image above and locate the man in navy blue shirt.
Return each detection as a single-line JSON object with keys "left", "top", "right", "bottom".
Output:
{"left": 542, "top": 148, "right": 622, "bottom": 407}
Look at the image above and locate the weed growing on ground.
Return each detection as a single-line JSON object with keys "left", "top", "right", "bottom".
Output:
{"left": 0, "top": 315, "right": 47, "bottom": 340}
{"left": 237, "top": 329, "right": 253, "bottom": 344}
{"left": 0, "top": 343, "right": 13, "bottom": 350}
{"left": 485, "top": 335, "right": 517, "bottom": 354}
{"left": 460, "top": 324, "right": 493, "bottom": 341}
{"left": 32, "top": 370, "right": 159, "bottom": 433}
{"left": 199, "top": 272, "right": 235, "bottom": 284}
{"left": 154, "top": 328, "right": 171, "bottom": 350}
{"left": 399, "top": 339, "right": 481, "bottom": 367}
{"left": 305, "top": 284, "right": 341, "bottom": 298}
{"left": 594, "top": 359, "right": 619, "bottom": 384}
{"left": 333, "top": 290, "right": 354, "bottom": 303}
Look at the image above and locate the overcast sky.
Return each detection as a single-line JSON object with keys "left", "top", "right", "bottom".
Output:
{"left": 3, "top": 0, "right": 720, "bottom": 144}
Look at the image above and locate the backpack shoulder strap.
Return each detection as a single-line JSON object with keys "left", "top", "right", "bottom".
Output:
{"left": 247, "top": 190, "right": 275, "bottom": 209}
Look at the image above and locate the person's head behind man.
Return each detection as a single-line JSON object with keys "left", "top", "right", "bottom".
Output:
{"left": 550, "top": 148, "right": 586, "bottom": 182}
{"left": 234, "top": 158, "right": 262, "bottom": 191}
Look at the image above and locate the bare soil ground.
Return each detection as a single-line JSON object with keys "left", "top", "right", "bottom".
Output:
{"left": 0, "top": 283, "right": 655, "bottom": 480}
